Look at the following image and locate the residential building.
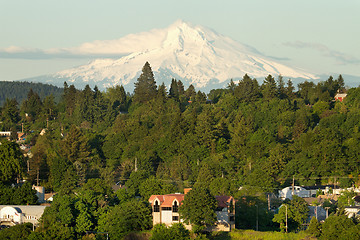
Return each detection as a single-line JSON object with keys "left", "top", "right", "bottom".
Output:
{"left": 278, "top": 186, "right": 311, "bottom": 200}
{"left": 334, "top": 93, "right": 347, "bottom": 102}
{"left": 148, "top": 191, "right": 235, "bottom": 231}
{"left": 0, "top": 205, "right": 47, "bottom": 226}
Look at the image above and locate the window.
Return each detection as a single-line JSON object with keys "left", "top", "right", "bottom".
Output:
{"left": 229, "top": 216, "right": 235, "bottom": 222}
{"left": 172, "top": 201, "right": 178, "bottom": 212}
{"left": 172, "top": 216, "right": 179, "bottom": 221}
{"left": 161, "top": 207, "right": 172, "bottom": 211}
{"left": 153, "top": 201, "right": 160, "bottom": 212}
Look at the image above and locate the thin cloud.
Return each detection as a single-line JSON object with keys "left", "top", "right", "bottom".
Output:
{"left": 0, "top": 46, "right": 128, "bottom": 59}
{"left": 0, "top": 28, "right": 165, "bottom": 60}
{"left": 283, "top": 41, "right": 360, "bottom": 65}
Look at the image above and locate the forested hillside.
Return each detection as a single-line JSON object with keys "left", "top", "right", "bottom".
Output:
{"left": 0, "top": 81, "right": 63, "bottom": 106}
{"left": 1, "top": 62, "right": 359, "bottom": 239}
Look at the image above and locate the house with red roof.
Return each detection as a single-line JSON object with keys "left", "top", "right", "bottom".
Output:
{"left": 148, "top": 189, "right": 235, "bottom": 231}
{"left": 334, "top": 93, "right": 347, "bottom": 102}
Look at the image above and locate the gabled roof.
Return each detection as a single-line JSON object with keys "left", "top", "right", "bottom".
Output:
{"left": 149, "top": 194, "right": 184, "bottom": 207}
{"left": 215, "top": 196, "right": 234, "bottom": 208}
{"left": 149, "top": 194, "right": 234, "bottom": 208}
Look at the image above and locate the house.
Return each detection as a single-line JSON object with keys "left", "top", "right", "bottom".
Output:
{"left": 344, "top": 206, "right": 360, "bottom": 218}
{"left": 0, "top": 131, "right": 11, "bottom": 138}
{"left": 279, "top": 185, "right": 338, "bottom": 200}
{"left": 334, "top": 93, "right": 347, "bottom": 102}
{"left": 0, "top": 205, "right": 47, "bottom": 226}
{"left": 278, "top": 186, "right": 311, "bottom": 200}
{"left": 148, "top": 190, "right": 235, "bottom": 231}
{"left": 32, "top": 185, "right": 45, "bottom": 203}
{"left": 308, "top": 206, "right": 327, "bottom": 222}
{"left": 17, "top": 132, "right": 26, "bottom": 142}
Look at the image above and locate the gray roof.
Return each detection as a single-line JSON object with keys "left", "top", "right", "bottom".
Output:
{"left": 0, "top": 205, "right": 47, "bottom": 217}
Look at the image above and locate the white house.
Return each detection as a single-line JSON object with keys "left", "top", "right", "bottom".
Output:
{"left": 148, "top": 189, "right": 235, "bottom": 231}
{"left": 0, "top": 205, "right": 47, "bottom": 226}
{"left": 344, "top": 206, "right": 360, "bottom": 218}
{"left": 278, "top": 186, "right": 311, "bottom": 200}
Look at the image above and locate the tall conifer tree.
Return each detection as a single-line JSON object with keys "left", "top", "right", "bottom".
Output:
{"left": 133, "top": 62, "right": 157, "bottom": 103}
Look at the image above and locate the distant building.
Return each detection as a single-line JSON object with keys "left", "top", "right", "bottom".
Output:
{"left": 0, "top": 205, "right": 47, "bottom": 226}
{"left": 308, "top": 206, "right": 327, "bottom": 222}
{"left": 334, "top": 93, "right": 347, "bottom": 102}
{"left": 148, "top": 190, "right": 235, "bottom": 231}
{"left": 344, "top": 206, "right": 360, "bottom": 218}
{"left": 0, "top": 131, "right": 11, "bottom": 137}
{"left": 32, "top": 185, "right": 45, "bottom": 203}
{"left": 278, "top": 186, "right": 311, "bottom": 200}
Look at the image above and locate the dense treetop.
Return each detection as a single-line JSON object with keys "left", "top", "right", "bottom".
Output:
{"left": 0, "top": 62, "right": 359, "bottom": 239}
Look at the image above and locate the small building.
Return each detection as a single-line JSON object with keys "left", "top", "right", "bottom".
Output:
{"left": 0, "top": 205, "right": 47, "bottom": 226}
{"left": 344, "top": 206, "right": 360, "bottom": 218}
{"left": 17, "top": 132, "right": 26, "bottom": 142}
{"left": 334, "top": 93, "right": 347, "bottom": 102}
{"left": 0, "top": 131, "right": 11, "bottom": 137}
{"left": 308, "top": 206, "right": 327, "bottom": 222}
{"left": 148, "top": 191, "right": 235, "bottom": 231}
{"left": 278, "top": 186, "right": 311, "bottom": 200}
{"left": 32, "top": 185, "right": 45, "bottom": 203}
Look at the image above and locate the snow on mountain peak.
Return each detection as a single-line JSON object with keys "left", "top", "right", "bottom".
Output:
{"left": 53, "top": 20, "right": 317, "bottom": 90}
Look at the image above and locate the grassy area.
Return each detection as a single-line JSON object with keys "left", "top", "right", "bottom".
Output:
{"left": 210, "top": 230, "right": 315, "bottom": 240}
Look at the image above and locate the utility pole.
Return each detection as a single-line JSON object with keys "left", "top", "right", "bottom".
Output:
{"left": 256, "top": 205, "right": 259, "bottom": 231}
{"left": 134, "top": 157, "right": 138, "bottom": 172}
{"left": 36, "top": 169, "right": 39, "bottom": 186}
{"left": 325, "top": 207, "right": 330, "bottom": 219}
{"left": 285, "top": 205, "right": 288, "bottom": 233}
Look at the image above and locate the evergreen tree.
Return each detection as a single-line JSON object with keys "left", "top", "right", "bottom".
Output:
{"left": 0, "top": 140, "right": 26, "bottom": 184}
{"left": 286, "top": 79, "right": 295, "bottom": 98}
{"left": 177, "top": 80, "right": 185, "bottom": 96}
{"left": 169, "top": 79, "right": 179, "bottom": 99}
{"left": 277, "top": 75, "right": 286, "bottom": 99}
{"left": 261, "top": 74, "right": 277, "bottom": 99}
{"left": 133, "top": 62, "right": 157, "bottom": 103}
{"left": 21, "top": 88, "right": 42, "bottom": 121}
{"left": 235, "top": 74, "right": 260, "bottom": 102}
{"left": 1, "top": 98, "right": 20, "bottom": 128}
{"left": 184, "top": 84, "right": 196, "bottom": 101}
{"left": 64, "top": 84, "right": 77, "bottom": 116}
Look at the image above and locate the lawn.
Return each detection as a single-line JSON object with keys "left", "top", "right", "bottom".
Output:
{"left": 210, "top": 229, "right": 315, "bottom": 240}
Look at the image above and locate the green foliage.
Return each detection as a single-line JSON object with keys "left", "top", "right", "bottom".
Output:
{"left": 0, "top": 140, "right": 26, "bottom": 183}
{"left": 179, "top": 186, "right": 217, "bottom": 229}
{"left": 0, "top": 223, "right": 33, "bottom": 240}
{"left": 2, "top": 72, "right": 360, "bottom": 238}
{"left": 307, "top": 216, "right": 321, "bottom": 237}
{"left": 0, "top": 81, "right": 63, "bottom": 107}
{"left": 99, "top": 199, "right": 152, "bottom": 239}
{"left": 337, "top": 190, "right": 357, "bottom": 208}
{"left": 320, "top": 215, "right": 360, "bottom": 240}
{"left": 133, "top": 62, "right": 157, "bottom": 103}
{"left": 273, "top": 196, "right": 309, "bottom": 232}
{"left": 235, "top": 196, "right": 274, "bottom": 231}
{"left": 150, "top": 223, "right": 190, "bottom": 240}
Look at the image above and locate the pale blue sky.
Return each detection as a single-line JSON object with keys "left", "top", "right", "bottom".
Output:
{"left": 0, "top": 0, "right": 359, "bottom": 81}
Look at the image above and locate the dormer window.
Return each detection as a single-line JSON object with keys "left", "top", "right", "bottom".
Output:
{"left": 154, "top": 200, "right": 160, "bottom": 212}
{"left": 172, "top": 201, "right": 178, "bottom": 212}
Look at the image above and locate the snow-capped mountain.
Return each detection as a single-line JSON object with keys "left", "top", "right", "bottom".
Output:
{"left": 43, "top": 20, "right": 317, "bottom": 90}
